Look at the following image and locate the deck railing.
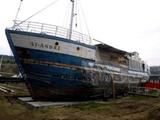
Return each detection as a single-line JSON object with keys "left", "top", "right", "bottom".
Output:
{"left": 11, "top": 20, "right": 91, "bottom": 44}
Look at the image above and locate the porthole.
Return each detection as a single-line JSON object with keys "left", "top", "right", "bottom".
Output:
{"left": 77, "top": 47, "right": 80, "bottom": 50}
{"left": 55, "top": 42, "right": 59, "bottom": 46}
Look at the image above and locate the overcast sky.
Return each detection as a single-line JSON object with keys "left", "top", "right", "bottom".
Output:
{"left": 1, "top": 0, "right": 160, "bottom": 66}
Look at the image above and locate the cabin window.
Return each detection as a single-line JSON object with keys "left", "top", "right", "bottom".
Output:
{"left": 142, "top": 63, "right": 145, "bottom": 71}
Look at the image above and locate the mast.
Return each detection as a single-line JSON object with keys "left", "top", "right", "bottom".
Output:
{"left": 68, "top": 0, "right": 75, "bottom": 40}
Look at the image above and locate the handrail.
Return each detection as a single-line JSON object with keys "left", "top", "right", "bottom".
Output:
{"left": 11, "top": 20, "right": 91, "bottom": 44}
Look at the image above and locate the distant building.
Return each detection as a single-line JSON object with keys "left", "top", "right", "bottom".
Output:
{"left": 150, "top": 66, "right": 160, "bottom": 80}
{"left": 0, "top": 55, "right": 18, "bottom": 76}
{"left": 144, "top": 66, "right": 160, "bottom": 89}
{"left": 150, "top": 66, "right": 160, "bottom": 83}
{"left": 0, "top": 55, "right": 15, "bottom": 64}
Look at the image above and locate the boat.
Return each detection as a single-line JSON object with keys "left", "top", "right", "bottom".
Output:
{"left": 5, "top": 0, "right": 150, "bottom": 100}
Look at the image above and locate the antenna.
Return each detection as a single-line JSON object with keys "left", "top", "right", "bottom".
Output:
{"left": 14, "top": 0, "right": 23, "bottom": 26}
{"left": 68, "top": 0, "right": 75, "bottom": 40}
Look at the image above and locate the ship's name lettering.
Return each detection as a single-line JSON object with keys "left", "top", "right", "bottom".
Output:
{"left": 31, "top": 41, "right": 60, "bottom": 50}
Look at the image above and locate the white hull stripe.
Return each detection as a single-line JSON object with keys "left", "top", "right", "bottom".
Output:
{"left": 11, "top": 33, "right": 96, "bottom": 60}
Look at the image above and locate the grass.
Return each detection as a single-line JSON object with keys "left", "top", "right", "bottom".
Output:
{"left": 0, "top": 64, "right": 18, "bottom": 76}
{"left": 1, "top": 83, "right": 160, "bottom": 120}
{"left": 148, "top": 106, "right": 160, "bottom": 120}
{"left": 0, "top": 95, "right": 159, "bottom": 120}
{"left": 0, "top": 83, "right": 30, "bottom": 96}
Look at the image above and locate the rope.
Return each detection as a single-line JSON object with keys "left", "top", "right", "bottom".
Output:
{"left": 14, "top": 0, "right": 23, "bottom": 26}
{"left": 14, "top": 0, "right": 61, "bottom": 27}
{"left": 78, "top": 0, "right": 92, "bottom": 44}
{"left": 62, "top": 2, "right": 70, "bottom": 28}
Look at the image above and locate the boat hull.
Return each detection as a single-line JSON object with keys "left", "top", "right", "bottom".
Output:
{"left": 5, "top": 29, "right": 107, "bottom": 100}
{"left": 5, "top": 28, "right": 147, "bottom": 100}
{"left": 26, "top": 77, "right": 100, "bottom": 100}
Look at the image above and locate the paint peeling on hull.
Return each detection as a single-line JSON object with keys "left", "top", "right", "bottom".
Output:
{"left": 26, "top": 79, "right": 103, "bottom": 101}
{"left": 5, "top": 28, "right": 150, "bottom": 100}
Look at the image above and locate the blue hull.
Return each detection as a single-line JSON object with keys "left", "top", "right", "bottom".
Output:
{"left": 26, "top": 77, "right": 98, "bottom": 100}
{"left": 20, "top": 47, "right": 102, "bottom": 100}
{"left": 5, "top": 29, "right": 106, "bottom": 100}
